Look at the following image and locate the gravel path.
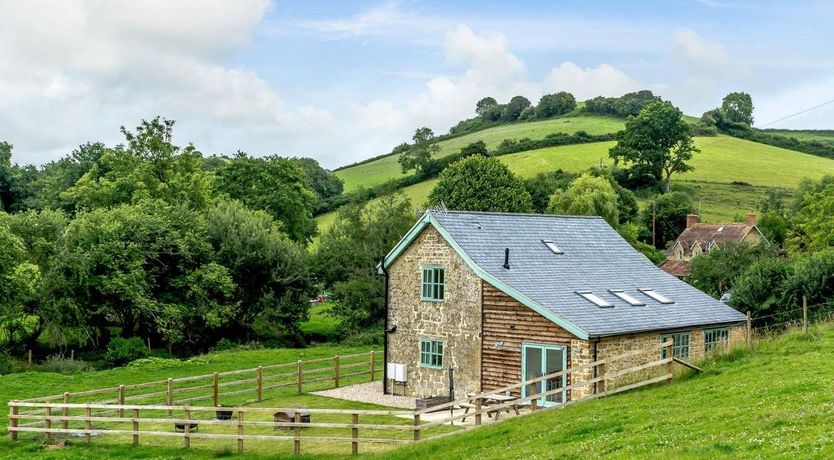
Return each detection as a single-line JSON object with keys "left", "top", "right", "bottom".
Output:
{"left": 312, "top": 381, "right": 415, "bottom": 409}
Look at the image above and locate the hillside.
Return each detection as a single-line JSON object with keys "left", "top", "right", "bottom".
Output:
{"left": 318, "top": 134, "right": 834, "bottom": 231}
{"left": 335, "top": 114, "right": 625, "bottom": 192}
{"left": 376, "top": 325, "right": 834, "bottom": 459}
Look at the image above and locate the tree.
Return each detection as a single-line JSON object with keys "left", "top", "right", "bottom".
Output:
{"left": 537, "top": 92, "right": 576, "bottom": 118}
{"left": 501, "top": 96, "right": 532, "bottom": 121}
{"left": 476, "top": 97, "right": 498, "bottom": 116}
{"left": 609, "top": 101, "right": 699, "bottom": 193}
{"left": 315, "top": 193, "right": 414, "bottom": 328}
{"left": 547, "top": 174, "right": 619, "bottom": 228}
{"left": 289, "top": 157, "right": 344, "bottom": 202}
{"left": 427, "top": 156, "right": 533, "bottom": 213}
{"left": 459, "top": 140, "right": 488, "bottom": 158}
{"left": 214, "top": 153, "right": 318, "bottom": 243}
{"left": 26, "top": 143, "right": 106, "bottom": 212}
{"left": 640, "top": 192, "right": 695, "bottom": 249}
{"left": 524, "top": 170, "right": 577, "bottom": 213}
{"left": 721, "top": 92, "right": 754, "bottom": 127}
{"left": 398, "top": 127, "right": 440, "bottom": 173}
{"left": 787, "top": 176, "right": 834, "bottom": 252}
{"left": 757, "top": 211, "right": 787, "bottom": 246}
{"left": 205, "top": 200, "right": 312, "bottom": 341}
{"left": 730, "top": 257, "right": 792, "bottom": 320}
{"left": 689, "top": 242, "right": 776, "bottom": 298}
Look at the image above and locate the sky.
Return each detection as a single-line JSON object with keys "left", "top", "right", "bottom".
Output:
{"left": 2, "top": 0, "right": 833, "bottom": 169}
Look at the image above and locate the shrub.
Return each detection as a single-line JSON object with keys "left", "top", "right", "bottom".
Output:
{"left": 125, "top": 357, "right": 183, "bottom": 370}
{"left": 104, "top": 337, "right": 149, "bottom": 367}
{"left": 0, "top": 352, "right": 25, "bottom": 375}
{"left": 37, "top": 355, "right": 91, "bottom": 374}
{"left": 340, "top": 329, "right": 384, "bottom": 346}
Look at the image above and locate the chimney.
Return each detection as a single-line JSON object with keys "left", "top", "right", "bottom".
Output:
{"left": 747, "top": 212, "right": 757, "bottom": 226}
{"left": 686, "top": 214, "right": 699, "bottom": 229}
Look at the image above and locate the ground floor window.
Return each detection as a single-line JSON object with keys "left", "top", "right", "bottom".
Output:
{"left": 660, "top": 332, "right": 690, "bottom": 359}
{"left": 419, "top": 339, "right": 443, "bottom": 368}
{"left": 704, "top": 328, "right": 730, "bottom": 352}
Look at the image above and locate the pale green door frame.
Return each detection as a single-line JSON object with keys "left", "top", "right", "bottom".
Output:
{"left": 521, "top": 343, "right": 567, "bottom": 407}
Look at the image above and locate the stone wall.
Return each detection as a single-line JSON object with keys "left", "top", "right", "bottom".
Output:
{"left": 386, "top": 225, "right": 482, "bottom": 398}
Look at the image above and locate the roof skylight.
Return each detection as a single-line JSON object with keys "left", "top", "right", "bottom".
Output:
{"left": 577, "top": 291, "right": 613, "bottom": 308}
{"left": 610, "top": 290, "right": 645, "bottom": 306}
{"left": 639, "top": 288, "right": 674, "bottom": 304}
{"left": 543, "top": 240, "right": 563, "bottom": 254}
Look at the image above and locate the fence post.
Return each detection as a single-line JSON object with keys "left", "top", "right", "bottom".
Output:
{"left": 45, "top": 405, "right": 52, "bottom": 442}
{"left": 475, "top": 397, "right": 482, "bottom": 425}
{"left": 28, "top": 350, "right": 32, "bottom": 367}
{"left": 118, "top": 385, "right": 125, "bottom": 417}
{"left": 183, "top": 405, "right": 191, "bottom": 449}
{"left": 9, "top": 401, "right": 18, "bottom": 441}
{"left": 598, "top": 362, "right": 606, "bottom": 395}
{"left": 237, "top": 410, "right": 244, "bottom": 454}
{"left": 257, "top": 366, "right": 263, "bottom": 402}
{"left": 369, "top": 351, "right": 375, "bottom": 382}
{"left": 62, "top": 392, "right": 69, "bottom": 430}
{"left": 84, "top": 406, "right": 92, "bottom": 443}
{"left": 413, "top": 414, "right": 420, "bottom": 441}
{"left": 335, "top": 355, "right": 341, "bottom": 388}
{"left": 747, "top": 311, "right": 752, "bottom": 349}
{"left": 293, "top": 410, "right": 302, "bottom": 454}
{"left": 167, "top": 378, "right": 173, "bottom": 416}
{"left": 665, "top": 341, "right": 674, "bottom": 383}
{"left": 132, "top": 408, "right": 139, "bottom": 446}
{"left": 297, "top": 360, "right": 303, "bottom": 394}
{"left": 803, "top": 296, "right": 809, "bottom": 335}
{"left": 213, "top": 372, "right": 219, "bottom": 407}
{"left": 351, "top": 413, "right": 359, "bottom": 455}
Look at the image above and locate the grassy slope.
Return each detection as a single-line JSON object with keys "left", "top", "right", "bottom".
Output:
{"left": 378, "top": 324, "right": 834, "bottom": 459}
{"left": 335, "top": 115, "right": 625, "bottom": 192}
{"left": 317, "top": 135, "right": 834, "bottom": 230}
{"left": 765, "top": 129, "right": 834, "bottom": 145}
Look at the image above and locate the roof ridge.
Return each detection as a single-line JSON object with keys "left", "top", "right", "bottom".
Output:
{"left": 430, "top": 209, "right": 605, "bottom": 219}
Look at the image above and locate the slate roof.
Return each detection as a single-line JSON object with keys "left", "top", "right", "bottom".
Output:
{"left": 410, "top": 210, "right": 746, "bottom": 338}
{"left": 669, "top": 223, "right": 758, "bottom": 255}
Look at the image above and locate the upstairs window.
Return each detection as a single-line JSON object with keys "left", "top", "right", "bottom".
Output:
{"left": 419, "top": 339, "right": 444, "bottom": 368}
{"left": 639, "top": 288, "right": 674, "bottom": 304}
{"left": 704, "top": 328, "right": 730, "bottom": 352}
{"left": 421, "top": 266, "right": 445, "bottom": 301}
{"left": 660, "top": 332, "right": 690, "bottom": 359}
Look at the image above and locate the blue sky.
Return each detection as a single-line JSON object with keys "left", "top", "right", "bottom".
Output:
{"left": 1, "top": 0, "right": 832, "bottom": 168}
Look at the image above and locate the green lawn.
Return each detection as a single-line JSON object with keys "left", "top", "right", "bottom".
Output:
{"left": 335, "top": 115, "right": 625, "bottom": 192}
{"left": 317, "top": 135, "right": 834, "bottom": 234}
{"left": 300, "top": 302, "right": 341, "bottom": 343}
{"left": 376, "top": 324, "right": 834, "bottom": 459}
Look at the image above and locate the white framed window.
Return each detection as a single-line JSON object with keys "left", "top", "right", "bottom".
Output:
{"left": 609, "top": 290, "right": 645, "bottom": 306}
{"left": 704, "top": 328, "right": 730, "bottom": 352}
{"left": 577, "top": 291, "right": 613, "bottom": 308}
{"left": 419, "top": 339, "right": 443, "bottom": 368}
{"left": 660, "top": 332, "right": 690, "bottom": 359}
{"left": 421, "top": 266, "right": 445, "bottom": 301}
{"left": 542, "top": 240, "right": 563, "bottom": 254}
{"left": 639, "top": 288, "right": 674, "bottom": 304}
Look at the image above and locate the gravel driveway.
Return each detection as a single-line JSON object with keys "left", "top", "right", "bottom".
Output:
{"left": 312, "top": 381, "right": 415, "bottom": 409}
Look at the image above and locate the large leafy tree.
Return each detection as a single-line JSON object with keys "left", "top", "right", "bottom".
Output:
{"left": 721, "top": 92, "right": 754, "bottom": 127}
{"left": 214, "top": 153, "right": 318, "bottom": 243}
{"left": 501, "top": 95, "right": 532, "bottom": 121}
{"left": 730, "top": 257, "right": 792, "bottom": 320}
{"left": 427, "top": 156, "right": 533, "bottom": 213}
{"left": 398, "top": 127, "right": 440, "bottom": 174}
{"left": 524, "top": 170, "right": 577, "bottom": 213}
{"left": 609, "top": 101, "right": 699, "bottom": 193}
{"left": 289, "top": 157, "right": 344, "bottom": 203}
{"left": 689, "top": 242, "right": 777, "bottom": 298}
{"left": 537, "top": 92, "right": 576, "bottom": 118}
{"left": 786, "top": 176, "right": 834, "bottom": 253}
{"left": 475, "top": 97, "right": 498, "bottom": 116}
{"left": 205, "top": 200, "right": 313, "bottom": 340}
{"left": 640, "top": 191, "right": 695, "bottom": 249}
{"left": 547, "top": 174, "right": 619, "bottom": 228}
{"left": 315, "top": 193, "right": 414, "bottom": 328}
{"left": 26, "top": 143, "right": 106, "bottom": 212}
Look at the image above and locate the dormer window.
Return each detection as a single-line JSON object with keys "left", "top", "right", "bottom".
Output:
{"left": 543, "top": 240, "right": 563, "bottom": 254}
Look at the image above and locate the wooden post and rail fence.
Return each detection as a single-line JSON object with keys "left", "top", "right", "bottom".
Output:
{"left": 7, "top": 341, "right": 690, "bottom": 455}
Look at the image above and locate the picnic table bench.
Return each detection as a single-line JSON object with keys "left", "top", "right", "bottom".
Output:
{"left": 459, "top": 393, "right": 526, "bottom": 422}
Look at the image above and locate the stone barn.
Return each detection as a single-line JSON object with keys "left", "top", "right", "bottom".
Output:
{"left": 379, "top": 210, "right": 746, "bottom": 405}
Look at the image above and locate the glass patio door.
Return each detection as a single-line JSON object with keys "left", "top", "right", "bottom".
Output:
{"left": 521, "top": 344, "right": 566, "bottom": 407}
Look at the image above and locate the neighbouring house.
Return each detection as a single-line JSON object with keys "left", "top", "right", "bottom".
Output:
{"left": 660, "top": 212, "right": 767, "bottom": 279}
{"left": 380, "top": 210, "right": 747, "bottom": 405}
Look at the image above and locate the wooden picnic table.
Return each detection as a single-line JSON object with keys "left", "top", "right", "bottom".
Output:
{"left": 459, "top": 393, "right": 524, "bottom": 423}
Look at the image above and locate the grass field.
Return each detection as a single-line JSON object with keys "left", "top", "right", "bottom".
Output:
{"left": 317, "top": 135, "right": 833, "bottom": 233}
{"left": 300, "top": 302, "right": 341, "bottom": 343}
{"left": 335, "top": 115, "right": 625, "bottom": 192}
{"left": 377, "top": 324, "right": 834, "bottom": 459}
{"left": 764, "top": 129, "right": 834, "bottom": 145}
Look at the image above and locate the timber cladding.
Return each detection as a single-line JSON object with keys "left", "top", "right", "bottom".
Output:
{"left": 481, "top": 283, "right": 578, "bottom": 399}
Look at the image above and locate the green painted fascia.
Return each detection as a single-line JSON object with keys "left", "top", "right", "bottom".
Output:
{"left": 381, "top": 213, "right": 589, "bottom": 340}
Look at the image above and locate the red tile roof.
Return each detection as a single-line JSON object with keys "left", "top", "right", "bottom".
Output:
{"left": 660, "top": 260, "right": 691, "bottom": 278}
{"left": 668, "top": 223, "right": 755, "bottom": 254}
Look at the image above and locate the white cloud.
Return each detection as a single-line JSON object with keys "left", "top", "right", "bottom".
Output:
{"left": 755, "top": 77, "right": 834, "bottom": 129}
{"left": 544, "top": 62, "right": 641, "bottom": 100}
{"left": 671, "top": 28, "right": 735, "bottom": 77}
{"left": 445, "top": 24, "right": 526, "bottom": 83}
